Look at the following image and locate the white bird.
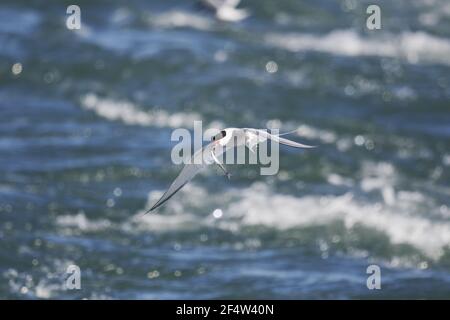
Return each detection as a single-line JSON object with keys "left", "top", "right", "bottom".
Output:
{"left": 200, "top": 0, "right": 250, "bottom": 22}
{"left": 147, "top": 128, "right": 314, "bottom": 212}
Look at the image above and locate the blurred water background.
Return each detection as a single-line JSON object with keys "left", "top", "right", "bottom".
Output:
{"left": 1, "top": 0, "right": 450, "bottom": 299}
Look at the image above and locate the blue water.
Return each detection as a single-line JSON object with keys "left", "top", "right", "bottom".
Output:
{"left": 1, "top": 0, "right": 450, "bottom": 299}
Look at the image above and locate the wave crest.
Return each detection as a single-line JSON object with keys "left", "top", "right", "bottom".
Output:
{"left": 266, "top": 29, "right": 450, "bottom": 65}
{"left": 81, "top": 93, "right": 201, "bottom": 128}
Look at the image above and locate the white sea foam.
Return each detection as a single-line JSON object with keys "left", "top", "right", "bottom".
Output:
{"left": 443, "top": 154, "right": 450, "bottom": 166}
{"left": 56, "top": 212, "right": 112, "bottom": 232}
{"left": 3, "top": 266, "right": 64, "bottom": 299}
{"left": 226, "top": 183, "right": 450, "bottom": 259}
{"left": 81, "top": 93, "right": 202, "bottom": 128}
{"left": 34, "top": 281, "right": 62, "bottom": 299}
{"left": 131, "top": 183, "right": 217, "bottom": 231}
{"left": 266, "top": 29, "right": 450, "bottom": 65}
{"left": 135, "top": 166, "right": 450, "bottom": 261}
{"left": 148, "top": 10, "right": 214, "bottom": 31}
{"left": 53, "top": 153, "right": 448, "bottom": 262}
{"left": 59, "top": 175, "right": 449, "bottom": 261}
{"left": 419, "top": 1, "right": 450, "bottom": 27}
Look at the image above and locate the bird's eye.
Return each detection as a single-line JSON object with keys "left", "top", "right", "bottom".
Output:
{"left": 221, "top": 130, "right": 226, "bottom": 137}
{"left": 212, "top": 136, "right": 216, "bottom": 141}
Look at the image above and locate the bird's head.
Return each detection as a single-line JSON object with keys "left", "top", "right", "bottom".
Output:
{"left": 211, "top": 129, "right": 227, "bottom": 143}
{"left": 211, "top": 128, "right": 244, "bottom": 147}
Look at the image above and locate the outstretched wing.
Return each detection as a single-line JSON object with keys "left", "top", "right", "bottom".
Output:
{"left": 245, "top": 128, "right": 316, "bottom": 149}
{"left": 147, "top": 142, "right": 218, "bottom": 212}
{"left": 146, "top": 162, "right": 204, "bottom": 213}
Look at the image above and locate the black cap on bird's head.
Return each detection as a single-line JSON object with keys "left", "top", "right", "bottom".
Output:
{"left": 212, "top": 130, "right": 227, "bottom": 141}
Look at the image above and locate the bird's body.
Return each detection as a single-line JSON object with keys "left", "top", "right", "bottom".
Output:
{"left": 147, "top": 128, "right": 314, "bottom": 212}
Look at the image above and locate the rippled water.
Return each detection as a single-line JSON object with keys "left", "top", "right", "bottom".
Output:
{"left": 1, "top": 0, "right": 450, "bottom": 299}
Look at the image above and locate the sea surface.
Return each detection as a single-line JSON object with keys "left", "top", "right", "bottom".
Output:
{"left": 1, "top": 0, "right": 450, "bottom": 299}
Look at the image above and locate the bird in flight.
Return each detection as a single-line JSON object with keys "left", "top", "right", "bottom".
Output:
{"left": 147, "top": 128, "right": 314, "bottom": 212}
{"left": 200, "top": 0, "right": 250, "bottom": 22}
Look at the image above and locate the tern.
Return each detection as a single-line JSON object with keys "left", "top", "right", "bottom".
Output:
{"left": 200, "top": 0, "right": 250, "bottom": 22}
{"left": 147, "top": 128, "right": 314, "bottom": 212}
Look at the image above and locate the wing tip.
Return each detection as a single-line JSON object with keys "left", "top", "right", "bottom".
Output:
{"left": 144, "top": 204, "right": 157, "bottom": 215}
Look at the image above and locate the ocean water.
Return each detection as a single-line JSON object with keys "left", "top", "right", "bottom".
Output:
{"left": 1, "top": 0, "right": 450, "bottom": 299}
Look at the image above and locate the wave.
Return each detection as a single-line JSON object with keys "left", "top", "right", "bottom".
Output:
{"left": 418, "top": 1, "right": 450, "bottom": 27}
{"left": 76, "top": 23, "right": 220, "bottom": 59}
{"left": 265, "top": 29, "right": 450, "bottom": 66}
{"left": 80, "top": 93, "right": 202, "bottom": 128}
{"left": 225, "top": 183, "right": 449, "bottom": 260}
{"left": 0, "top": 8, "right": 41, "bottom": 36}
{"left": 3, "top": 261, "right": 72, "bottom": 299}
{"left": 56, "top": 211, "right": 112, "bottom": 232}
{"left": 147, "top": 10, "right": 214, "bottom": 31}
{"left": 55, "top": 175, "right": 449, "bottom": 265}
{"left": 132, "top": 162, "right": 450, "bottom": 262}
